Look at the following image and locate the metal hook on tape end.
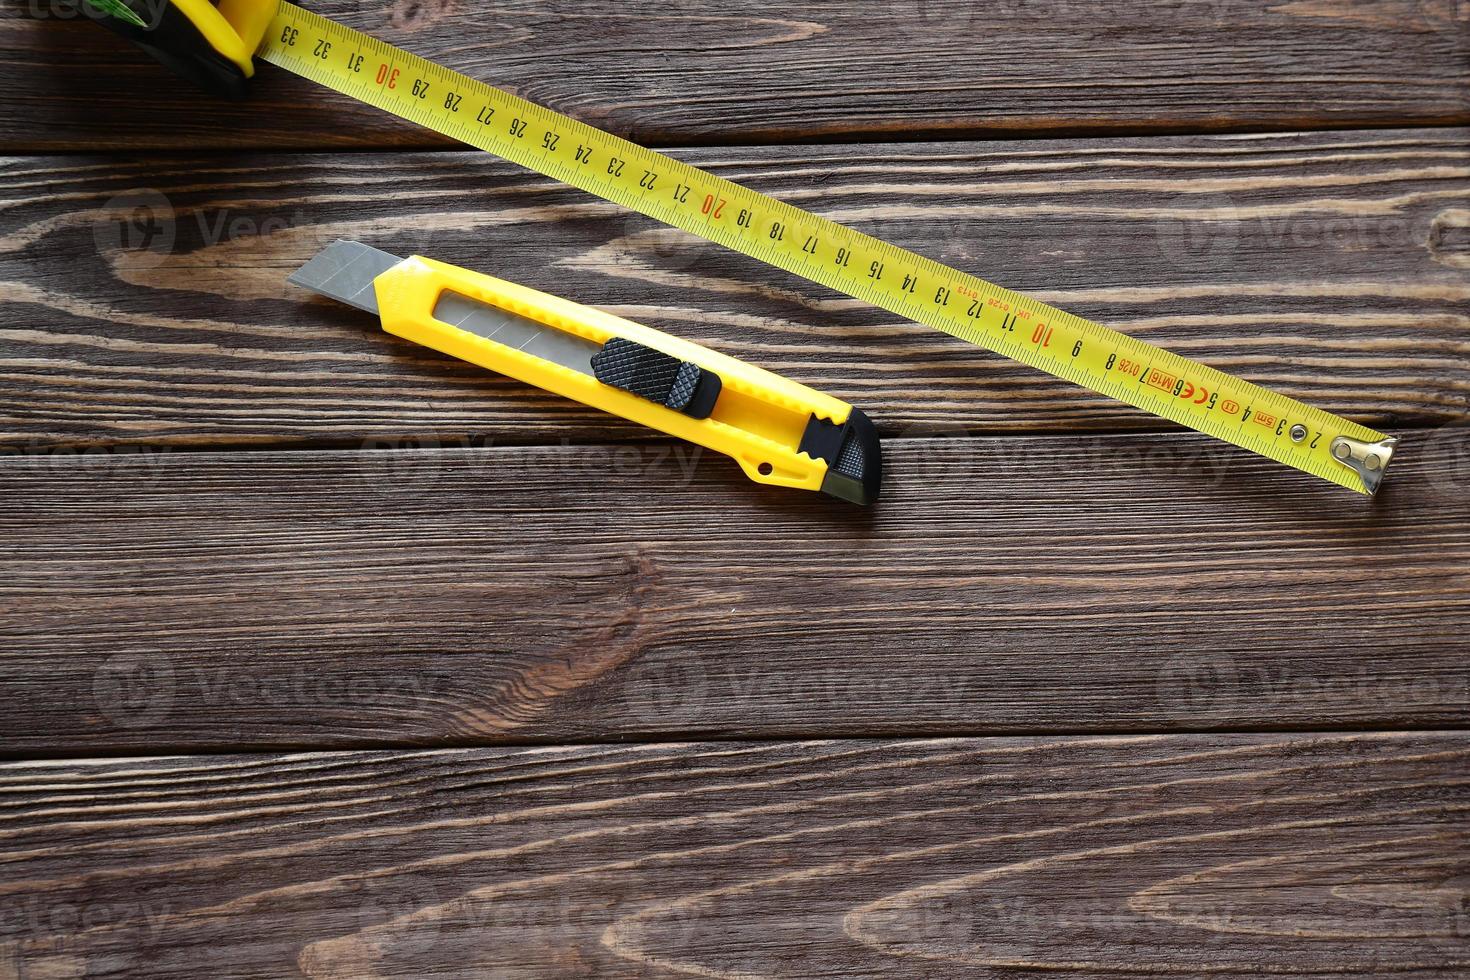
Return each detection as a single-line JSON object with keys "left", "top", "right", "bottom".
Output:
{"left": 1330, "top": 434, "right": 1398, "bottom": 495}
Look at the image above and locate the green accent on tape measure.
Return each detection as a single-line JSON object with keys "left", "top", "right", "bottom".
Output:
{"left": 259, "top": 0, "right": 1390, "bottom": 494}
{"left": 86, "top": 0, "right": 146, "bottom": 28}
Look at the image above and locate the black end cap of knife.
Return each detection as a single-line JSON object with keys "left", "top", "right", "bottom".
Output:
{"left": 798, "top": 409, "right": 882, "bottom": 506}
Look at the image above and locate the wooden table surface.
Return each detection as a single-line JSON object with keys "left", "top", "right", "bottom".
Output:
{"left": 2, "top": 1, "right": 1468, "bottom": 976}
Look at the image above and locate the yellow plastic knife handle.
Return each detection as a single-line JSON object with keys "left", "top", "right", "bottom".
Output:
{"left": 373, "top": 256, "right": 881, "bottom": 504}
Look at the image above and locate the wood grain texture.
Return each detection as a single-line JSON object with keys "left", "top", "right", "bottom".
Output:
{"left": 1, "top": 734, "right": 1466, "bottom": 977}
{"left": 2, "top": 129, "right": 1468, "bottom": 450}
{"left": 2, "top": 425, "right": 1467, "bottom": 753}
{"left": 5, "top": 3, "right": 1467, "bottom": 974}
{"left": 3, "top": 0, "right": 1468, "bottom": 151}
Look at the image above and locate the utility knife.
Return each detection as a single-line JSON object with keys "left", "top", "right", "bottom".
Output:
{"left": 290, "top": 241, "right": 881, "bottom": 504}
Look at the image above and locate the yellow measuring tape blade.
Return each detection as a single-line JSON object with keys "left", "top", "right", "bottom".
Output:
{"left": 258, "top": 1, "right": 1395, "bottom": 494}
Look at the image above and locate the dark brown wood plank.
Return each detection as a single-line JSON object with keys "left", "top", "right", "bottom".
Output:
{"left": 4, "top": 0, "right": 1468, "bottom": 151}
{"left": 0, "top": 734, "right": 1466, "bottom": 977}
{"left": 1, "top": 425, "right": 1467, "bottom": 753}
{"left": 2, "top": 129, "right": 1467, "bottom": 451}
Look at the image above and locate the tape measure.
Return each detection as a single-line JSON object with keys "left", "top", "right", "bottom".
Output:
{"left": 241, "top": 2, "right": 1399, "bottom": 492}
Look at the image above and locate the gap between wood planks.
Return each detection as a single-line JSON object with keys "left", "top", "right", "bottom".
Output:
{"left": 12, "top": 117, "right": 1470, "bottom": 157}
{"left": 5, "top": 724, "right": 1470, "bottom": 765}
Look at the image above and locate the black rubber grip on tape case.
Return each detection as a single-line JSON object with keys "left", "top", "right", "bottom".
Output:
{"left": 91, "top": 0, "right": 251, "bottom": 98}
{"left": 591, "top": 338, "right": 722, "bottom": 419}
